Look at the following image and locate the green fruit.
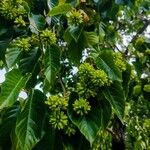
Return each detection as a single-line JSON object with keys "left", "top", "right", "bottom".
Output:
{"left": 73, "top": 98, "right": 91, "bottom": 116}
{"left": 143, "top": 84, "right": 150, "bottom": 93}
{"left": 113, "top": 52, "right": 126, "bottom": 71}
{"left": 133, "top": 85, "right": 141, "bottom": 95}
{"left": 107, "top": 25, "right": 115, "bottom": 32}
{"left": 66, "top": 9, "right": 83, "bottom": 26}
{"left": 49, "top": 111, "right": 68, "bottom": 130}
{"left": 117, "top": 11, "right": 122, "bottom": 17}
{"left": 145, "top": 49, "right": 150, "bottom": 55}
{"left": 135, "top": 37, "right": 145, "bottom": 47}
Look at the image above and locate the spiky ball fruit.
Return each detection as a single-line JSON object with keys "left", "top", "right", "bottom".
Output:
{"left": 40, "top": 29, "right": 56, "bottom": 44}
{"left": 45, "top": 95, "right": 68, "bottom": 111}
{"left": 67, "top": 9, "right": 83, "bottom": 26}
{"left": 73, "top": 98, "right": 91, "bottom": 116}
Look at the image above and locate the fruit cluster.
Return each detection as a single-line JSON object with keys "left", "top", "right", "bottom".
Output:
{"left": 49, "top": 111, "right": 68, "bottom": 130}
{"left": 113, "top": 53, "right": 126, "bottom": 71}
{"left": 73, "top": 98, "right": 91, "bottom": 116}
{"left": 40, "top": 29, "right": 57, "bottom": 44}
{"left": 45, "top": 95, "right": 68, "bottom": 111}
{"left": 45, "top": 95, "right": 76, "bottom": 135}
{"left": 10, "top": 37, "right": 31, "bottom": 51}
{"left": 77, "top": 63, "right": 111, "bottom": 98}
{"left": 45, "top": 95, "right": 68, "bottom": 130}
{"left": 64, "top": 123, "right": 76, "bottom": 136}
{"left": 0, "top": 0, "right": 28, "bottom": 25}
{"left": 67, "top": 9, "right": 83, "bottom": 26}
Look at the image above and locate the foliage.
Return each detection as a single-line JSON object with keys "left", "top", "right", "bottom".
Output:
{"left": 0, "top": 0, "right": 150, "bottom": 149}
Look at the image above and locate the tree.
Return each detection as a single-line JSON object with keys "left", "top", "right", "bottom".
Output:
{"left": 0, "top": 0, "right": 150, "bottom": 149}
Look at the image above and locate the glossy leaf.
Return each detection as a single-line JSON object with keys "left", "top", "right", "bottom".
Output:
{"left": 48, "top": 3, "right": 72, "bottom": 16}
{"left": 0, "top": 102, "right": 20, "bottom": 138}
{"left": 19, "top": 48, "right": 40, "bottom": 73}
{"left": 29, "top": 13, "right": 46, "bottom": 34}
{"left": 68, "top": 92, "right": 112, "bottom": 146}
{"left": 44, "top": 45, "right": 60, "bottom": 85}
{"left": 67, "top": 26, "right": 83, "bottom": 42}
{"left": 0, "top": 69, "right": 29, "bottom": 110}
{"left": 96, "top": 51, "right": 122, "bottom": 81}
{"left": 103, "top": 81, "right": 125, "bottom": 119}
{"left": 5, "top": 47, "right": 21, "bottom": 68}
{"left": 15, "top": 90, "right": 46, "bottom": 150}
{"left": 83, "top": 31, "right": 99, "bottom": 47}
{"left": 0, "top": 38, "right": 11, "bottom": 62}
{"left": 68, "top": 40, "right": 83, "bottom": 65}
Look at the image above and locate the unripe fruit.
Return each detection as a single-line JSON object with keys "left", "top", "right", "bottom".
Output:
{"left": 143, "top": 84, "right": 150, "bottom": 93}
{"left": 66, "top": 9, "right": 83, "bottom": 26}
{"left": 73, "top": 98, "right": 91, "bottom": 116}
{"left": 145, "top": 49, "right": 150, "bottom": 55}
{"left": 133, "top": 85, "right": 141, "bottom": 95}
{"left": 135, "top": 37, "right": 145, "bottom": 47}
{"left": 49, "top": 111, "right": 68, "bottom": 129}
{"left": 40, "top": 29, "right": 56, "bottom": 44}
{"left": 107, "top": 25, "right": 115, "bottom": 32}
{"left": 117, "top": 11, "right": 122, "bottom": 17}
{"left": 113, "top": 52, "right": 126, "bottom": 71}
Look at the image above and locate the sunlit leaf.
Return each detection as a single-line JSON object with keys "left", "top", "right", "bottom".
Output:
{"left": 0, "top": 69, "right": 29, "bottom": 110}
{"left": 48, "top": 3, "right": 72, "bottom": 16}
{"left": 15, "top": 90, "right": 46, "bottom": 150}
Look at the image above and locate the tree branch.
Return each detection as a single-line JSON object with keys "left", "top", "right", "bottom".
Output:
{"left": 130, "top": 19, "right": 150, "bottom": 43}
{"left": 125, "top": 19, "right": 150, "bottom": 55}
{"left": 59, "top": 77, "right": 66, "bottom": 98}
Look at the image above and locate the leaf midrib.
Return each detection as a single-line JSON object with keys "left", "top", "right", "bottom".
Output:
{"left": 0, "top": 76, "right": 25, "bottom": 109}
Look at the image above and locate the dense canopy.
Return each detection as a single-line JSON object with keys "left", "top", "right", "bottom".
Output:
{"left": 0, "top": 0, "right": 150, "bottom": 150}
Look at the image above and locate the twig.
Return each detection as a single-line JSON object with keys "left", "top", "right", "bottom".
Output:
{"left": 59, "top": 77, "right": 66, "bottom": 98}
{"left": 125, "top": 19, "right": 150, "bottom": 55}
{"left": 106, "top": 128, "right": 116, "bottom": 137}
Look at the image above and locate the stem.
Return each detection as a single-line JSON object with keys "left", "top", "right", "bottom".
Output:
{"left": 125, "top": 19, "right": 150, "bottom": 55}
{"left": 59, "top": 77, "right": 66, "bottom": 98}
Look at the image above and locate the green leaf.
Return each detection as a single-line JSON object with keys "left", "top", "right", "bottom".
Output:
{"left": 15, "top": 90, "right": 46, "bottom": 150}
{"left": 5, "top": 47, "right": 21, "bottom": 68}
{"left": 29, "top": 13, "right": 46, "bottom": 34}
{"left": 48, "top": 3, "right": 72, "bottom": 16}
{"left": 63, "top": 28, "right": 73, "bottom": 45}
{"left": 44, "top": 45, "right": 60, "bottom": 85}
{"left": 19, "top": 48, "right": 40, "bottom": 73}
{"left": 68, "top": 40, "right": 83, "bottom": 65}
{"left": 96, "top": 51, "right": 122, "bottom": 81}
{"left": 0, "top": 69, "right": 29, "bottom": 110}
{"left": 68, "top": 92, "right": 112, "bottom": 146}
{"left": 83, "top": 31, "right": 99, "bottom": 47}
{"left": 102, "top": 81, "right": 125, "bottom": 119}
{"left": 0, "top": 38, "right": 11, "bottom": 62}
{"left": 0, "top": 102, "right": 20, "bottom": 139}
{"left": 68, "top": 26, "right": 83, "bottom": 42}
